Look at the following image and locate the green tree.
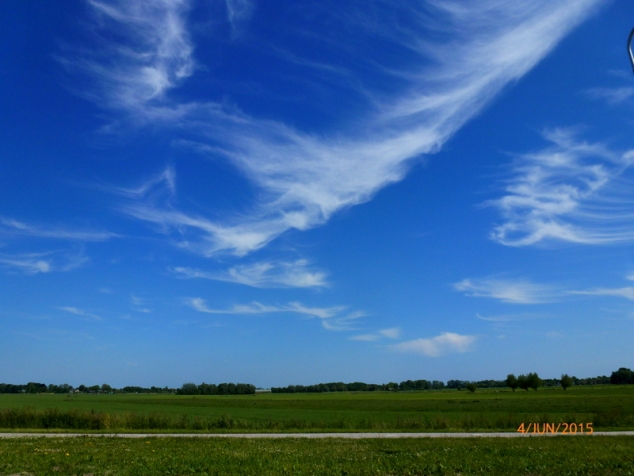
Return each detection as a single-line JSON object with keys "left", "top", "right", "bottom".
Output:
{"left": 177, "top": 383, "right": 199, "bottom": 395}
{"left": 505, "top": 374, "right": 518, "bottom": 392}
{"left": 527, "top": 372, "right": 542, "bottom": 391}
{"left": 517, "top": 374, "right": 530, "bottom": 391}
{"left": 560, "top": 374, "right": 573, "bottom": 391}
{"left": 465, "top": 383, "right": 477, "bottom": 393}
{"left": 610, "top": 368, "right": 633, "bottom": 385}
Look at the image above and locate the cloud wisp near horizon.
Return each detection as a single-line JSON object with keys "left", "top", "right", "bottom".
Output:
{"left": 74, "top": 0, "right": 604, "bottom": 258}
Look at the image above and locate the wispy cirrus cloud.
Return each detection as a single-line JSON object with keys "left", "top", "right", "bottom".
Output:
{"left": 476, "top": 312, "right": 544, "bottom": 323}
{"left": 172, "top": 259, "right": 328, "bottom": 288}
{"left": 106, "top": 167, "right": 176, "bottom": 199}
{"left": 454, "top": 277, "right": 559, "bottom": 304}
{"left": 0, "top": 250, "right": 88, "bottom": 275}
{"left": 486, "top": 129, "right": 634, "bottom": 247}
{"left": 188, "top": 298, "right": 337, "bottom": 317}
{"left": 57, "top": 306, "right": 103, "bottom": 321}
{"left": 584, "top": 87, "right": 634, "bottom": 105}
{"left": 0, "top": 218, "right": 117, "bottom": 242}
{"left": 351, "top": 327, "right": 401, "bottom": 342}
{"left": 0, "top": 254, "right": 51, "bottom": 274}
{"left": 225, "top": 0, "right": 252, "bottom": 33}
{"left": 71, "top": 0, "right": 195, "bottom": 112}
{"left": 392, "top": 332, "right": 477, "bottom": 357}
{"left": 75, "top": 0, "right": 603, "bottom": 257}
{"left": 188, "top": 298, "right": 363, "bottom": 330}
{"left": 568, "top": 287, "right": 634, "bottom": 300}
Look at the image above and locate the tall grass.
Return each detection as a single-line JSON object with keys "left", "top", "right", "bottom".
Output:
{"left": 1, "top": 406, "right": 633, "bottom": 431}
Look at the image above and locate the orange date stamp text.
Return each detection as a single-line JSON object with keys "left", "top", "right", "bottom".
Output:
{"left": 517, "top": 422, "right": 593, "bottom": 434}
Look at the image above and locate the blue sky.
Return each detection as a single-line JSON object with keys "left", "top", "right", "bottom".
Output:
{"left": 1, "top": 0, "right": 634, "bottom": 388}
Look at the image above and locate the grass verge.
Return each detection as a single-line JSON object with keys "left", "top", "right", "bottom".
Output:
{"left": 1, "top": 435, "right": 633, "bottom": 475}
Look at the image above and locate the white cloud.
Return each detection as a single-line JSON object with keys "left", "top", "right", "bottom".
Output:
{"left": 75, "top": 0, "right": 195, "bottom": 112}
{"left": 379, "top": 327, "right": 401, "bottom": 339}
{"left": 0, "top": 218, "right": 117, "bottom": 241}
{"left": 76, "top": 0, "right": 603, "bottom": 256}
{"left": 189, "top": 298, "right": 344, "bottom": 318}
{"left": 172, "top": 259, "right": 328, "bottom": 288}
{"left": 476, "top": 312, "right": 543, "bottom": 322}
{"left": 568, "top": 286, "right": 634, "bottom": 300}
{"left": 57, "top": 306, "right": 103, "bottom": 321}
{"left": 393, "top": 332, "right": 477, "bottom": 357}
{"left": 351, "top": 327, "right": 401, "bottom": 341}
{"left": 0, "top": 255, "right": 51, "bottom": 274}
{"left": 454, "top": 278, "right": 558, "bottom": 304}
{"left": 486, "top": 129, "right": 634, "bottom": 247}
{"left": 584, "top": 87, "right": 634, "bottom": 105}
{"left": 131, "top": 295, "right": 153, "bottom": 313}
{"left": 225, "top": 0, "right": 252, "bottom": 32}
{"left": 187, "top": 298, "right": 362, "bottom": 330}
{"left": 108, "top": 167, "right": 176, "bottom": 199}
{"left": 0, "top": 250, "right": 88, "bottom": 275}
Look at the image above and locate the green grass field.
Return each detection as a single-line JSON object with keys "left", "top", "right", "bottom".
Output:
{"left": 1, "top": 436, "right": 633, "bottom": 475}
{"left": 1, "top": 385, "right": 633, "bottom": 432}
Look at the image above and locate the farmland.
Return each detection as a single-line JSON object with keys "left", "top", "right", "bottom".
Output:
{"left": 0, "top": 385, "right": 633, "bottom": 432}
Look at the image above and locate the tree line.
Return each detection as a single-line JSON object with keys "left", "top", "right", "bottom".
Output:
{"left": 0, "top": 368, "right": 630, "bottom": 395}
{"left": 270, "top": 368, "right": 629, "bottom": 394}
{"left": 176, "top": 382, "right": 256, "bottom": 395}
{"left": 0, "top": 382, "right": 253, "bottom": 395}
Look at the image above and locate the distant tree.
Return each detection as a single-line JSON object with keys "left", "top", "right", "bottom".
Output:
{"left": 101, "top": 384, "right": 112, "bottom": 393}
{"left": 177, "top": 383, "right": 199, "bottom": 395}
{"left": 25, "top": 382, "right": 46, "bottom": 394}
{"left": 527, "top": 372, "right": 542, "bottom": 391}
{"left": 560, "top": 374, "right": 573, "bottom": 391}
{"left": 610, "top": 368, "right": 633, "bottom": 385}
{"left": 465, "top": 383, "right": 477, "bottom": 393}
{"left": 517, "top": 374, "right": 530, "bottom": 391}
{"left": 506, "top": 374, "right": 518, "bottom": 392}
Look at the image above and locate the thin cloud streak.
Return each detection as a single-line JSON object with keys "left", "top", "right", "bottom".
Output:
{"left": 351, "top": 327, "right": 401, "bottom": 342}
{"left": 0, "top": 250, "right": 88, "bottom": 275}
{"left": 172, "top": 259, "right": 328, "bottom": 288}
{"left": 0, "top": 255, "right": 51, "bottom": 274}
{"left": 0, "top": 218, "right": 117, "bottom": 242}
{"left": 225, "top": 0, "right": 252, "bottom": 33}
{"left": 486, "top": 129, "right": 634, "bottom": 247}
{"left": 188, "top": 298, "right": 363, "bottom": 330}
{"left": 568, "top": 287, "right": 634, "bottom": 300}
{"left": 584, "top": 87, "right": 634, "bottom": 105}
{"left": 77, "top": 0, "right": 603, "bottom": 256}
{"left": 189, "top": 298, "right": 344, "bottom": 319}
{"left": 57, "top": 306, "right": 103, "bottom": 321}
{"left": 476, "top": 312, "right": 544, "bottom": 323}
{"left": 455, "top": 277, "right": 559, "bottom": 304}
{"left": 393, "top": 332, "right": 477, "bottom": 357}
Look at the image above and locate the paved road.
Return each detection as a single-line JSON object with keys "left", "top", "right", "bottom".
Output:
{"left": 1, "top": 431, "right": 633, "bottom": 438}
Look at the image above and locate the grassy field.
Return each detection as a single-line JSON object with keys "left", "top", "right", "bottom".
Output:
{"left": 1, "top": 385, "right": 633, "bottom": 432}
{"left": 1, "top": 435, "right": 633, "bottom": 475}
